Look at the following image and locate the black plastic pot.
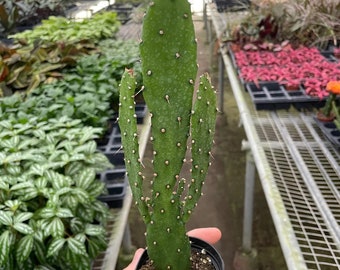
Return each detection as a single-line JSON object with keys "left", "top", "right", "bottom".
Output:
{"left": 136, "top": 237, "right": 224, "bottom": 270}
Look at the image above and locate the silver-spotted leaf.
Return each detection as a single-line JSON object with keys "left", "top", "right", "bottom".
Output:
{"left": 13, "top": 223, "right": 34, "bottom": 235}
{"left": 14, "top": 212, "right": 33, "bottom": 224}
{"left": 76, "top": 168, "right": 95, "bottom": 190}
{"left": 0, "top": 230, "right": 14, "bottom": 265}
{"left": 85, "top": 224, "right": 105, "bottom": 236}
{"left": 16, "top": 234, "right": 34, "bottom": 262}
{"left": 56, "top": 207, "right": 73, "bottom": 218}
{"left": 0, "top": 211, "right": 12, "bottom": 226}
{"left": 67, "top": 238, "right": 86, "bottom": 255}
{"left": 47, "top": 238, "right": 66, "bottom": 258}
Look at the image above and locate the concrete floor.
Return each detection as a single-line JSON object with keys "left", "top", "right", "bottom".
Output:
{"left": 118, "top": 16, "right": 288, "bottom": 270}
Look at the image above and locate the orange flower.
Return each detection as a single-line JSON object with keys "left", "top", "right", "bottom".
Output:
{"left": 326, "top": 81, "right": 340, "bottom": 94}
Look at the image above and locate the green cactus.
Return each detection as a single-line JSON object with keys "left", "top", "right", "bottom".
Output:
{"left": 331, "top": 101, "right": 340, "bottom": 131}
{"left": 118, "top": 0, "right": 217, "bottom": 269}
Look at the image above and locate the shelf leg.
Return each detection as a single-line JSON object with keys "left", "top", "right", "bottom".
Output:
{"left": 205, "top": 6, "right": 213, "bottom": 44}
{"left": 203, "top": 0, "right": 207, "bottom": 30}
{"left": 242, "top": 148, "right": 255, "bottom": 252}
{"left": 218, "top": 52, "right": 225, "bottom": 113}
{"left": 233, "top": 142, "right": 258, "bottom": 269}
{"left": 122, "top": 223, "right": 133, "bottom": 253}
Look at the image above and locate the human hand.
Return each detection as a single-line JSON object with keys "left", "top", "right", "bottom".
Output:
{"left": 123, "top": 227, "right": 222, "bottom": 270}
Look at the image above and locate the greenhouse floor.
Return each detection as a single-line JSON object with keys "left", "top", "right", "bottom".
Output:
{"left": 119, "top": 16, "right": 288, "bottom": 270}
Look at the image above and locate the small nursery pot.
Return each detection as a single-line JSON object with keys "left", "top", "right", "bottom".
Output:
{"left": 316, "top": 111, "right": 335, "bottom": 122}
{"left": 136, "top": 237, "right": 224, "bottom": 270}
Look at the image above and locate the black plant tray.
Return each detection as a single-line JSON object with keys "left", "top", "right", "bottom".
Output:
{"left": 97, "top": 167, "right": 127, "bottom": 208}
{"left": 135, "top": 103, "right": 147, "bottom": 124}
{"left": 96, "top": 103, "right": 147, "bottom": 207}
{"left": 96, "top": 122, "right": 122, "bottom": 148}
{"left": 319, "top": 51, "right": 338, "bottom": 63}
{"left": 103, "top": 148, "right": 125, "bottom": 167}
{"left": 97, "top": 129, "right": 125, "bottom": 173}
{"left": 96, "top": 103, "right": 146, "bottom": 147}
{"left": 213, "top": 0, "right": 250, "bottom": 12}
{"left": 106, "top": 3, "right": 134, "bottom": 24}
{"left": 245, "top": 82, "right": 325, "bottom": 111}
{"left": 314, "top": 118, "right": 340, "bottom": 148}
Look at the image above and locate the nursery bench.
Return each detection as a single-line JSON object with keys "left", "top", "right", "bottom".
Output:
{"left": 207, "top": 3, "right": 340, "bottom": 270}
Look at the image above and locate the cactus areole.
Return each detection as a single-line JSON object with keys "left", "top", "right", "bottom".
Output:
{"left": 118, "top": 0, "right": 217, "bottom": 269}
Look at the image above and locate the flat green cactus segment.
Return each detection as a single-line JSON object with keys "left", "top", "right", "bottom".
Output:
{"left": 183, "top": 73, "right": 217, "bottom": 222}
{"left": 140, "top": 0, "right": 197, "bottom": 200}
{"left": 146, "top": 214, "right": 190, "bottom": 270}
{"left": 118, "top": 69, "right": 150, "bottom": 223}
{"left": 139, "top": 1, "right": 196, "bottom": 268}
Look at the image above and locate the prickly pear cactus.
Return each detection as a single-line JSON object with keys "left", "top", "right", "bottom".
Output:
{"left": 118, "top": 0, "right": 217, "bottom": 269}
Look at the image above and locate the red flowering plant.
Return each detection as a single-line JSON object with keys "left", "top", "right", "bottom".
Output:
{"left": 233, "top": 45, "right": 340, "bottom": 98}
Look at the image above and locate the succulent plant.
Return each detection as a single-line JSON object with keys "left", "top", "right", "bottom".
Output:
{"left": 322, "top": 81, "right": 340, "bottom": 117}
{"left": 331, "top": 101, "right": 340, "bottom": 131}
{"left": 118, "top": 0, "right": 217, "bottom": 269}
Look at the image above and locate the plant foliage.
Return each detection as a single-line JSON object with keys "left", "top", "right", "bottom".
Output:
{"left": 0, "top": 12, "right": 126, "bottom": 97}
{"left": 0, "top": 115, "right": 112, "bottom": 270}
{"left": 0, "top": 40, "right": 96, "bottom": 96}
{"left": 0, "top": 0, "right": 73, "bottom": 38}
{"left": 231, "top": 0, "right": 340, "bottom": 47}
{"left": 10, "top": 11, "right": 121, "bottom": 45}
{"left": 0, "top": 39, "right": 140, "bottom": 134}
{"left": 0, "top": 6, "right": 138, "bottom": 269}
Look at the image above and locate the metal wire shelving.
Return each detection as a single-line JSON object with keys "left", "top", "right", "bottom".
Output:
{"left": 207, "top": 2, "right": 340, "bottom": 269}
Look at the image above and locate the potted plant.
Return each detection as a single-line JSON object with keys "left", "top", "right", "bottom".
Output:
{"left": 331, "top": 99, "right": 340, "bottom": 131}
{"left": 317, "top": 81, "right": 340, "bottom": 122}
{"left": 118, "top": 0, "right": 222, "bottom": 269}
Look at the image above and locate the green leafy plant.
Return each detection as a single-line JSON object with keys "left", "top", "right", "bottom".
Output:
{"left": 0, "top": 115, "right": 112, "bottom": 269}
{"left": 0, "top": 89, "right": 111, "bottom": 139}
{"left": 69, "top": 39, "right": 141, "bottom": 111}
{"left": 118, "top": 0, "right": 217, "bottom": 269}
{"left": 95, "top": 39, "right": 142, "bottom": 108}
{"left": 26, "top": 67, "right": 114, "bottom": 127}
{"left": 0, "top": 39, "right": 140, "bottom": 134}
{"left": 10, "top": 11, "right": 121, "bottom": 45}
{"left": 0, "top": 46, "right": 140, "bottom": 166}
{"left": 0, "top": 11, "right": 123, "bottom": 96}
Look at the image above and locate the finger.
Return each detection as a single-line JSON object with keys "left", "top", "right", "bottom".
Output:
{"left": 187, "top": 227, "right": 222, "bottom": 244}
{"left": 124, "top": 248, "right": 145, "bottom": 270}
